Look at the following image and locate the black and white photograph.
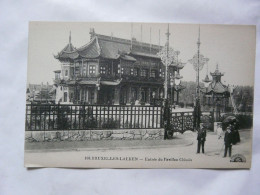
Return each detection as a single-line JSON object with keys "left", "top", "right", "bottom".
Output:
{"left": 24, "top": 22, "right": 255, "bottom": 168}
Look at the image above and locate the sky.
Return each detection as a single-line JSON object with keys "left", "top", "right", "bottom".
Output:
{"left": 27, "top": 22, "right": 256, "bottom": 86}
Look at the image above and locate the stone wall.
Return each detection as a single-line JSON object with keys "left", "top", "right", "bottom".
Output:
{"left": 25, "top": 129, "right": 165, "bottom": 142}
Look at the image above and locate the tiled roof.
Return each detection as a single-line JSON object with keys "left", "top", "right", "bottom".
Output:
{"left": 77, "top": 38, "right": 100, "bottom": 58}
{"left": 203, "top": 81, "right": 229, "bottom": 94}
{"left": 130, "top": 51, "right": 160, "bottom": 59}
{"left": 120, "top": 55, "right": 136, "bottom": 61}
{"left": 97, "top": 37, "right": 131, "bottom": 59}
{"left": 54, "top": 42, "right": 79, "bottom": 60}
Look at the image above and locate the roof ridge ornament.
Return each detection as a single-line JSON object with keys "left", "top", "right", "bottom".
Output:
{"left": 69, "top": 31, "right": 71, "bottom": 44}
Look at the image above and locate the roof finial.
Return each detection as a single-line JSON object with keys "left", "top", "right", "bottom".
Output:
{"left": 216, "top": 63, "right": 219, "bottom": 71}
{"left": 141, "top": 24, "right": 143, "bottom": 42}
{"left": 131, "top": 23, "right": 133, "bottom": 50}
{"left": 69, "top": 31, "right": 71, "bottom": 44}
{"left": 159, "top": 29, "right": 161, "bottom": 49}
{"left": 197, "top": 25, "right": 201, "bottom": 46}
{"left": 150, "top": 27, "right": 152, "bottom": 53}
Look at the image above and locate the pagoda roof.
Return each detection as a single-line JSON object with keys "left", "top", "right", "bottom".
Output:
{"left": 55, "top": 31, "right": 165, "bottom": 61}
{"left": 210, "top": 64, "right": 224, "bottom": 76}
{"left": 201, "top": 80, "right": 229, "bottom": 94}
{"left": 119, "top": 54, "right": 136, "bottom": 61}
{"left": 130, "top": 51, "right": 160, "bottom": 59}
{"left": 54, "top": 41, "right": 79, "bottom": 60}
{"left": 77, "top": 37, "right": 100, "bottom": 58}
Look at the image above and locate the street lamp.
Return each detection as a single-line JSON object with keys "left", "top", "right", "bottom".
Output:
{"left": 188, "top": 26, "right": 209, "bottom": 130}
{"left": 157, "top": 24, "right": 176, "bottom": 102}
{"left": 157, "top": 24, "right": 177, "bottom": 139}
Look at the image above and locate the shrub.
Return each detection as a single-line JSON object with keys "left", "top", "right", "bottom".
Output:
{"left": 101, "top": 118, "right": 120, "bottom": 129}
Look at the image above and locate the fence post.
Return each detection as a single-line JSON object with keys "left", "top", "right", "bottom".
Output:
{"left": 83, "top": 103, "right": 86, "bottom": 129}
{"left": 57, "top": 103, "right": 60, "bottom": 130}
{"left": 181, "top": 113, "right": 184, "bottom": 132}
{"left": 130, "top": 106, "right": 133, "bottom": 128}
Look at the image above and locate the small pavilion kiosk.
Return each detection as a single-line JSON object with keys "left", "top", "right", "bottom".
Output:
{"left": 201, "top": 64, "right": 230, "bottom": 121}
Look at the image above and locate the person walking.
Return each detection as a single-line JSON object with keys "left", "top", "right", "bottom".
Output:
{"left": 197, "top": 127, "right": 207, "bottom": 154}
{"left": 223, "top": 125, "right": 233, "bottom": 157}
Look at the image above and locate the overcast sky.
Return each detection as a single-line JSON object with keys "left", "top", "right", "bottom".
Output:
{"left": 27, "top": 22, "right": 255, "bottom": 86}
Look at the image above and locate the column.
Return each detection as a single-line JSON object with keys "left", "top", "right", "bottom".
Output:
{"left": 114, "top": 86, "right": 120, "bottom": 105}
{"left": 147, "top": 88, "right": 151, "bottom": 104}
{"left": 177, "top": 91, "right": 179, "bottom": 104}
{"left": 138, "top": 87, "right": 142, "bottom": 101}
{"left": 127, "top": 85, "right": 132, "bottom": 105}
{"left": 156, "top": 88, "right": 160, "bottom": 99}
{"left": 94, "top": 87, "right": 98, "bottom": 104}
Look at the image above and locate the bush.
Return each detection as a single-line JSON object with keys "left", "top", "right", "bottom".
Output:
{"left": 236, "top": 114, "right": 253, "bottom": 129}
{"left": 101, "top": 118, "right": 120, "bottom": 129}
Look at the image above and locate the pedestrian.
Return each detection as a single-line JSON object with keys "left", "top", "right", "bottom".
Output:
{"left": 197, "top": 126, "right": 207, "bottom": 154}
{"left": 231, "top": 120, "right": 240, "bottom": 144}
{"left": 223, "top": 125, "right": 233, "bottom": 158}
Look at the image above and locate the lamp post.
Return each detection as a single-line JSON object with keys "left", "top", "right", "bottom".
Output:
{"left": 170, "top": 76, "right": 174, "bottom": 105}
{"left": 188, "top": 26, "right": 209, "bottom": 130}
{"left": 157, "top": 24, "right": 176, "bottom": 139}
{"left": 158, "top": 24, "right": 176, "bottom": 103}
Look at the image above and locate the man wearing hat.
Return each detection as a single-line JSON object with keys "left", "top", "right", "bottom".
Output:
{"left": 197, "top": 124, "right": 207, "bottom": 154}
{"left": 223, "top": 125, "right": 233, "bottom": 157}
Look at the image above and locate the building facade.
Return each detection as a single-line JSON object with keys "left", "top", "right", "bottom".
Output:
{"left": 54, "top": 29, "right": 184, "bottom": 105}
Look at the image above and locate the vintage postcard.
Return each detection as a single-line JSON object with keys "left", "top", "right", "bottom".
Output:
{"left": 24, "top": 22, "right": 255, "bottom": 168}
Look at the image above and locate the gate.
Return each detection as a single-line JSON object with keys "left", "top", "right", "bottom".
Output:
{"left": 169, "top": 111, "right": 194, "bottom": 134}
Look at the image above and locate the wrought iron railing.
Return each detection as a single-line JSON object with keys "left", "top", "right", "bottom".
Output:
{"left": 25, "top": 104, "right": 162, "bottom": 131}
{"left": 170, "top": 112, "right": 194, "bottom": 133}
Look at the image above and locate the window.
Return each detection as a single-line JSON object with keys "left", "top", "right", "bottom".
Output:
{"left": 89, "top": 65, "right": 96, "bottom": 75}
{"left": 134, "top": 68, "right": 138, "bottom": 76}
{"left": 64, "top": 92, "right": 68, "bottom": 102}
{"left": 150, "top": 70, "right": 156, "bottom": 78}
{"left": 107, "top": 67, "right": 111, "bottom": 75}
{"left": 82, "top": 66, "right": 87, "bottom": 76}
{"left": 130, "top": 68, "right": 134, "bottom": 75}
{"left": 65, "top": 70, "right": 68, "bottom": 76}
{"left": 55, "top": 73, "right": 60, "bottom": 80}
{"left": 100, "top": 66, "right": 106, "bottom": 74}
{"left": 121, "top": 67, "right": 124, "bottom": 75}
{"left": 118, "top": 64, "right": 121, "bottom": 74}
{"left": 141, "top": 69, "right": 148, "bottom": 77}
{"left": 70, "top": 93, "right": 74, "bottom": 102}
{"left": 131, "top": 68, "right": 138, "bottom": 76}
{"left": 159, "top": 68, "right": 165, "bottom": 78}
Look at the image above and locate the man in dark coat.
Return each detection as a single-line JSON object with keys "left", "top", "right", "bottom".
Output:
{"left": 197, "top": 127, "right": 207, "bottom": 154}
{"left": 231, "top": 121, "right": 240, "bottom": 144}
{"left": 223, "top": 125, "right": 233, "bottom": 157}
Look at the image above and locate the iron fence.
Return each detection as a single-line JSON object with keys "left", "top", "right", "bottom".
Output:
{"left": 25, "top": 104, "right": 162, "bottom": 131}
{"left": 170, "top": 112, "right": 194, "bottom": 133}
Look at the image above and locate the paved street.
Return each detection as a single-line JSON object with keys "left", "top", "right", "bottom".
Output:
{"left": 25, "top": 129, "right": 252, "bottom": 168}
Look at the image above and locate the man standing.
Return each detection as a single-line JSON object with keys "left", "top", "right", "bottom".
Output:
{"left": 223, "top": 125, "right": 233, "bottom": 157}
{"left": 197, "top": 127, "right": 207, "bottom": 154}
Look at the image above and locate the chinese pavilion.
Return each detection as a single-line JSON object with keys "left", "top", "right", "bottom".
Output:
{"left": 201, "top": 64, "right": 230, "bottom": 114}
{"left": 53, "top": 29, "right": 185, "bottom": 105}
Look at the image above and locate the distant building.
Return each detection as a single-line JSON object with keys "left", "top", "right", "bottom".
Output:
{"left": 201, "top": 64, "right": 230, "bottom": 114}
{"left": 53, "top": 29, "right": 184, "bottom": 105}
{"left": 26, "top": 83, "right": 55, "bottom": 103}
